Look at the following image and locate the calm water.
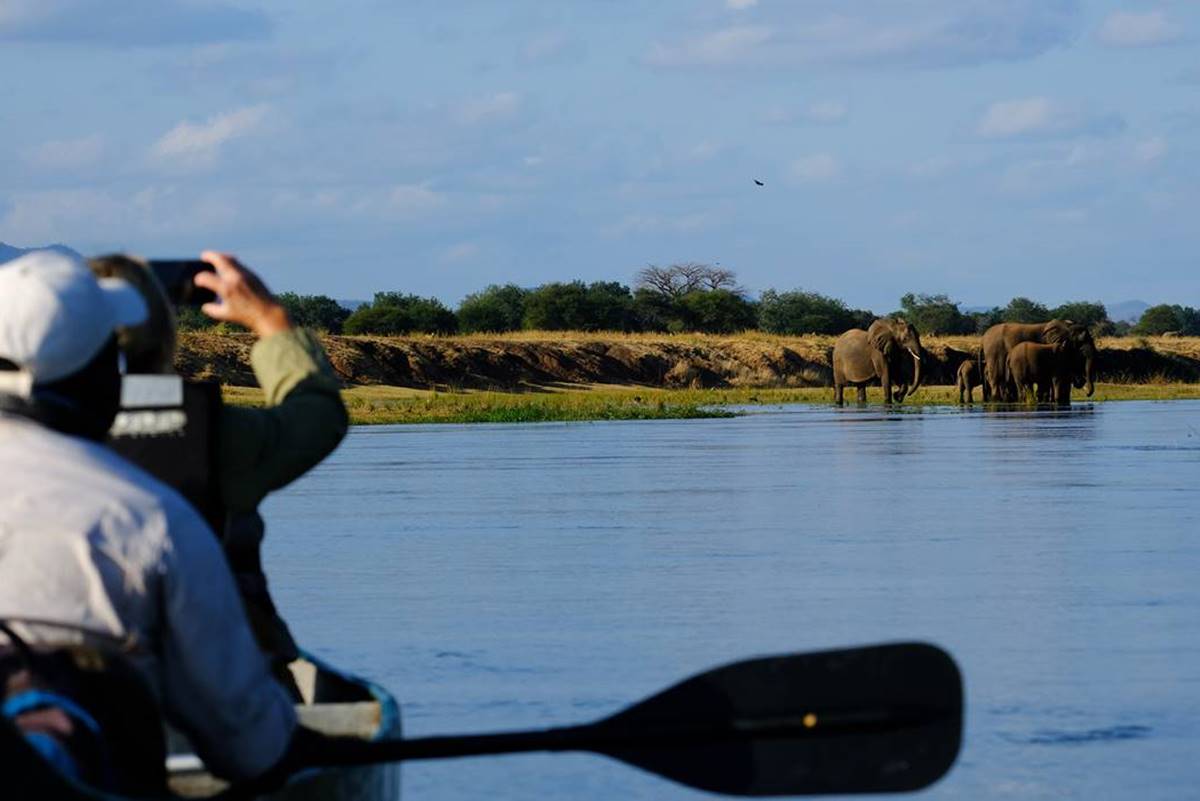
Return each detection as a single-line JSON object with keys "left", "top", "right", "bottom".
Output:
{"left": 263, "top": 400, "right": 1200, "bottom": 800}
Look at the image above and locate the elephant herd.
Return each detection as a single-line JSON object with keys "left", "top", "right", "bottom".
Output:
{"left": 831, "top": 318, "right": 1098, "bottom": 406}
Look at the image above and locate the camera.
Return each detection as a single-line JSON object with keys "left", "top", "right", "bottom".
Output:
{"left": 147, "top": 260, "right": 217, "bottom": 307}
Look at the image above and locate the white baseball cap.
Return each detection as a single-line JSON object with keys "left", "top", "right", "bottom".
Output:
{"left": 0, "top": 250, "right": 147, "bottom": 398}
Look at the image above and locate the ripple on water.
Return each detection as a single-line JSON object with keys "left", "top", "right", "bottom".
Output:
{"left": 1003, "top": 725, "right": 1153, "bottom": 746}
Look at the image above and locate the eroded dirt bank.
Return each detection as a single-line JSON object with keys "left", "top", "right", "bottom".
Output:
{"left": 176, "top": 332, "right": 1200, "bottom": 390}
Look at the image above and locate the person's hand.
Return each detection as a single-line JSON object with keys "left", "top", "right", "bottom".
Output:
{"left": 194, "top": 251, "right": 292, "bottom": 338}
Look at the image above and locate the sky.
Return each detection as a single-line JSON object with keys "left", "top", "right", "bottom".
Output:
{"left": 1, "top": 0, "right": 1197, "bottom": 313}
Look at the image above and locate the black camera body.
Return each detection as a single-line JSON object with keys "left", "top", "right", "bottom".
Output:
{"left": 147, "top": 260, "right": 216, "bottom": 307}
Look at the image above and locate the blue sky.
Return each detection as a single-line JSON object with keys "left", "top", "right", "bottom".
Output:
{"left": 1, "top": 1, "right": 1196, "bottom": 312}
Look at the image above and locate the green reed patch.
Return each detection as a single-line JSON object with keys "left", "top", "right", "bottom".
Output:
{"left": 221, "top": 383, "right": 1200, "bottom": 425}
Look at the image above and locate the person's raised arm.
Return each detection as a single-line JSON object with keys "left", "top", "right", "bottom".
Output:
{"left": 193, "top": 253, "right": 348, "bottom": 512}
{"left": 193, "top": 252, "right": 291, "bottom": 338}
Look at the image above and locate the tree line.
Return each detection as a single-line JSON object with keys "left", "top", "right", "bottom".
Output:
{"left": 175, "top": 263, "right": 1199, "bottom": 338}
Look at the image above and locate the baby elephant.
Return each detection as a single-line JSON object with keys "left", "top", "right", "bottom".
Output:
{"left": 956, "top": 359, "right": 985, "bottom": 403}
{"left": 1007, "top": 341, "right": 1071, "bottom": 405}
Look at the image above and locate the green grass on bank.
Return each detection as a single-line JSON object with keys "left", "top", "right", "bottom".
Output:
{"left": 221, "top": 383, "right": 1200, "bottom": 425}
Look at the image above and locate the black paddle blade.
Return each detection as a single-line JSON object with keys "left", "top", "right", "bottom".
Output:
{"left": 591, "top": 642, "right": 961, "bottom": 797}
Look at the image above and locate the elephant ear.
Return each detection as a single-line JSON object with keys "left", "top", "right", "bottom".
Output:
{"left": 1042, "top": 320, "right": 1069, "bottom": 346}
{"left": 867, "top": 320, "right": 897, "bottom": 356}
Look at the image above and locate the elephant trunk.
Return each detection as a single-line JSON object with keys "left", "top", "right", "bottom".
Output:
{"left": 1084, "top": 354, "right": 1095, "bottom": 397}
{"left": 908, "top": 348, "right": 923, "bottom": 397}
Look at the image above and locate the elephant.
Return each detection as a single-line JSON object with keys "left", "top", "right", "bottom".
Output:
{"left": 832, "top": 318, "right": 923, "bottom": 405}
{"left": 981, "top": 320, "right": 1096, "bottom": 402}
{"left": 956, "top": 357, "right": 986, "bottom": 404}
{"left": 1008, "top": 341, "right": 1072, "bottom": 404}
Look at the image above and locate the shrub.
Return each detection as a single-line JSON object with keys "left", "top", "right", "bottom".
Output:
{"left": 1133, "top": 304, "right": 1200, "bottom": 336}
{"left": 457, "top": 284, "right": 528, "bottom": 333}
{"left": 276, "top": 292, "right": 351, "bottom": 333}
{"left": 344, "top": 292, "right": 458, "bottom": 335}
{"left": 176, "top": 306, "right": 216, "bottom": 331}
{"left": 1000, "top": 297, "right": 1051, "bottom": 324}
{"left": 966, "top": 308, "right": 1004, "bottom": 333}
{"left": 896, "top": 293, "right": 974, "bottom": 335}
{"left": 758, "top": 289, "right": 870, "bottom": 334}
{"left": 631, "top": 287, "right": 676, "bottom": 332}
{"left": 1049, "top": 301, "right": 1109, "bottom": 331}
{"left": 521, "top": 281, "right": 635, "bottom": 331}
{"left": 676, "top": 290, "right": 758, "bottom": 334}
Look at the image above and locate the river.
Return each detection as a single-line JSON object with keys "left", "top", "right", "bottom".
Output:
{"left": 263, "top": 400, "right": 1200, "bottom": 800}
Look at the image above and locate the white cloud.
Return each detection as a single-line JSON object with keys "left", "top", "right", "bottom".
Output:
{"left": 790, "top": 153, "right": 840, "bottom": 182}
{"left": 440, "top": 242, "right": 480, "bottom": 263}
{"left": 646, "top": 25, "right": 774, "bottom": 67}
{"left": 381, "top": 184, "right": 446, "bottom": 219}
{"left": 998, "top": 144, "right": 1108, "bottom": 194}
{"left": 976, "top": 97, "right": 1123, "bottom": 139}
{"left": 0, "top": 186, "right": 238, "bottom": 243}
{"left": 727, "top": 0, "right": 758, "bottom": 10}
{"left": 646, "top": 2, "right": 1080, "bottom": 69}
{"left": 978, "top": 97, "right": 1057, "bottom": 138}
{"left": 908, "top": 156, "right": 956, "bottom": 179}
{"left": 518, "top": 31, "right": 581, "bottom": 65}
{"left": 454, "top": 92, "right": 521, "bottom": 125}
{"left": 270, "top": 182, "right": 449, "bottom": 223}
{"left": 803, "top": 100, "right": 848, "bottom": 125}
{"left": 763, "top": 100, "right": 849, "bottom": 126}
{"left": 151, "top": 105, "right": 269, "bottom": 168}
{"left": 1134, "top": 136, "right": 1168, "bottom": 164}
{"left": 1046, "top": 208, "right": 1089, "bottom": 224}
{"left": 686, "top": 140, "right": 722, "bottom": 161}
{"left": 25, "top": 135, "right": 105, "bottom": 170}
{"left": 607, "top": 211, "right": 720, "bottom": 236}
{"left": 1097, "top": 11, "right": 1182, "bottom": 48}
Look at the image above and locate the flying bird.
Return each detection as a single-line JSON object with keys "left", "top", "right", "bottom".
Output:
{"left": 754, "top": 179, "right": 765, "bottom": 186}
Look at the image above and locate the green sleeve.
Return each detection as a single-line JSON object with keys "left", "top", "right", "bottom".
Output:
{"left": 217, "top": 328, "right": 349, "bottom": 513}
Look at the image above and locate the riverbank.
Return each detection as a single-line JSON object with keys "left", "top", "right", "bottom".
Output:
{"left": 180, "top": 331, "right": 1200, "bottom": 390}
{"left": 183, "top": 330, "right": 1200, "bottom": 423}
{"left": 220, "top": 382, "right": 1200, "bottom": 425}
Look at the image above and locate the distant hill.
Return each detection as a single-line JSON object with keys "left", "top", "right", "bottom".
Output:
{"left": 0, "top": 241, "right": 84, "bottom": 264}
{"left": 1108, "top": 300, "right": 1150, "bottom": 324}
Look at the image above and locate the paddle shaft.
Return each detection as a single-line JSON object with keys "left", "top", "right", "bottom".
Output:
{"left": 313, "top": 704, "right": 939, "bottom": 768}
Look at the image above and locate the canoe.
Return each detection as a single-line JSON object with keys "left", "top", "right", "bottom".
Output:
{"left": 3, "top": 651, "right": 403, "bottom": 801}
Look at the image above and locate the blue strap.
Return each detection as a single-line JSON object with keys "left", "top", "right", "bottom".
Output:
{"left": 2, "top": 690, "right": 101, "bottom": 735}
{"left": 20, "top": 731, "right": 83, "bottom": 780}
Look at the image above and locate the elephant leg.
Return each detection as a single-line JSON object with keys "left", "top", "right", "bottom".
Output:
{"left": 880, "top": 366, "right": 892, "bottom": 403}
{"left": 1056, "top": 378, "right": 1071, "bottom": 406}
{"left": 856, "top": 386, "right": 867, "bottom": 403}
{"left": 967, "top": 386, "right": 974, "bottom": 404}
{"left": 835, "top": 382, "right": 844, "bottom": 406}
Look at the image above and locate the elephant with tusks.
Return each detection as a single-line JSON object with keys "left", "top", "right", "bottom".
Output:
{"left": 832, "top": 318, "right": 924, "bottom": 405}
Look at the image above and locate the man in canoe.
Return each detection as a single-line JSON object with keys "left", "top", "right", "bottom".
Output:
{"left": 91, "top": 251, "right": 348, "bottom": 692}
{"left": 0, "top": 252, "right": 334, "bottom": 793}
